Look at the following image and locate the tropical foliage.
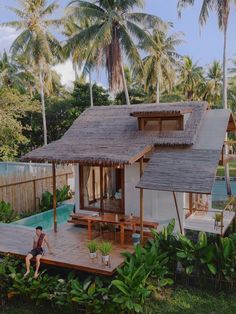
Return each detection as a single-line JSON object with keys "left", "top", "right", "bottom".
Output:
{"left": 2, "top": 0, "right": 63, "bottom": 145}
{"left": 0, "top": 0, "right": 235, "bottom": 162}
{"left": 1, "top": 221, "right": 236, "bottom": 313}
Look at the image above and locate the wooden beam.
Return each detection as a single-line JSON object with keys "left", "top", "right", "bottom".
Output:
{"left": 173, "top": 191, "right": 183, "bottom": 235}
{"left": 52, "top": 162, "right": 57, "bottom": 232}
{"left": 140, "top": 158, "right": 144, "bottom": 243}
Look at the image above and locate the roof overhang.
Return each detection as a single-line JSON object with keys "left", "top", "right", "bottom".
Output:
{"left": 136, "top": 148, "right": 221, "bottom": 194}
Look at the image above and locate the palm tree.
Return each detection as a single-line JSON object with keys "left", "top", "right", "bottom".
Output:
{"left": 3, "top": 0, "right": 63, "bottom": 145}
{"left": 202, "top": 61, "right": 222, "bottom": 106}
{"left": 178, "top": 56, "right": 204, "bottom": 100}
{"left": 67, "top": 0, "right": 165, "bottom": 105}
{"left": 0, "top": 51, "right": 29, "bottom": 92}
{"left": 139, "top": 30, "right": 182, "bottom": 104}
{"left": 177, "top": 0, "right": 236, "bottom": 195}
{"left": 64, "top": 17, "right": 95, "bottom": 107}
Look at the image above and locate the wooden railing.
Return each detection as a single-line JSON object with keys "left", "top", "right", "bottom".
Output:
{"left": 184, "top": 196, "right": 236, "bottom": 236}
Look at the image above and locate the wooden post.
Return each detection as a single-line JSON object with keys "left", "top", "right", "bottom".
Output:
{"left": 173, "top": 192, "right": 183, "bottom": 235}
{"left": 100, "top": 166, "right": 104, "bottom": 213}
{"left": 121, "top": 166, "right": 125, "bottom": 213}
{"left": 140, "top": 158, "right": 144, "bottom": 243}
{"left": 189, "top": 193, "right": 193, "bottom": 215}
{"left": 52, "top": 162, "right": 57, "bottom": 232}
{"left": 33, "top": 179, "right": 37, "bottom": 211}
{"left": 220, "top": 211, "right": 224, "bottom": 237}
{"left": 79, "top": 165, "right": 84, "bottom": 209}
{"left": 92, "top": 169, "right": 96, "bottom": 202}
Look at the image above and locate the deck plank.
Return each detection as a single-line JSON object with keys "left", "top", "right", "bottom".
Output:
{"left": 0, "top": 223, "right": 133, "bottom": 276}
{"left": 184, "top": 210, "right": 235, "bottom": 235}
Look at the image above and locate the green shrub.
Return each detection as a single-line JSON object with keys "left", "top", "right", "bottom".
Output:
{"left": 39, "top": 191, "right": 53, "bottom": 212}
{"left": 0, "top": 201, "right": 18, "bottom": 223}
{"left": 0, "top": 256, "right": 21, "bottom": 304}
{"left": 56, "top": 185, "right": 72, "bottom": 203}
{"left": 40, "top": 185, "right": 72, "bottom": 212}
{"left": 112, "top": 243, "right": 173, "bottom": 313}
{"left": 70, "top": 277, "right": 111, "bottom": 313}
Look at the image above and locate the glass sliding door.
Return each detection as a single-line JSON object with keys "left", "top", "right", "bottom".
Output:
{"left": 103, "top": 167, "right": 123, "bottom": 213}
{"left": 81, "top": 166, "right": 101, "bottom": 210}
{"left": 79, "top": 165, "right": 124, "bottom": 213}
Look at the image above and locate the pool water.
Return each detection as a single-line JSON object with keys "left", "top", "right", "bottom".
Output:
{"left": 212, "top": 180, "right": 236, "bottom": 201}
{"left": 12, "top": 204, "right": 74, "bottom": 231}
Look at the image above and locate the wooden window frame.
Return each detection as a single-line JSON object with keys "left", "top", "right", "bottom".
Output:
{"left": 138, "top": 116, "right": 184, "bottom": 131}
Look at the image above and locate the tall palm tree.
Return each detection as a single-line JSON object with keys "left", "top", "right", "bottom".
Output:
{"left": 140, "top": 30, "right": 182, "bottom": 104}
{"left": 3, "top": 0, "right": 63, "bottom": 145}
{"left": 67, "top": 0, "right": 165, "bottom": 105}
{"left": 177, "top": 0, "right": 236, "bottom": 195}
{"left": 64, "top": 17, "right": 95, "bottom": 107}
{"left": 178, "top": 56, "right": 204, "bottom": 100}
{"left": 201, "top": 61, "right": 222, "bottom": 106}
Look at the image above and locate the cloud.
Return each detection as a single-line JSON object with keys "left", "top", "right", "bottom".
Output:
{"left": 53, "top": 59, "right": 76, "bottom": 87}
{"left": 0, "top": 27, "right": 20, "bottom": 52}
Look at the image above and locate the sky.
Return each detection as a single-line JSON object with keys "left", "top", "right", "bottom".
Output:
{"left": 0, "top": 0, "right": 236, "bottom": 86}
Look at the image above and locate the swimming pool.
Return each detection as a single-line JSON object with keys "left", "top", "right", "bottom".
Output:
{"left": 212, "top": 180, "right": 236, "bottom": 201}
{"left": 12, "top": 204, "right": 74, "bottom": 231}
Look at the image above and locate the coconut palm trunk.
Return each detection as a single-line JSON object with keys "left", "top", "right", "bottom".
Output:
{"left": 121, "top": 61, "right": 130, "bottom": 105}
{"left": 39, "top": 65, "right": 47, "bottom": 146}
{"left": 222, "top": 23, "right": 232, "bottom": 195}
{"left": 89, "top": 70, "right": 94, "bottom": 107}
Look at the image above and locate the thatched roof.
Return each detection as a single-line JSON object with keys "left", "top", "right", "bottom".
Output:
{"left": 137, "top": 109, "right": 232, "bottom": 194}
{"left": 22, "top": 102, "right": 208, "bottom": 165}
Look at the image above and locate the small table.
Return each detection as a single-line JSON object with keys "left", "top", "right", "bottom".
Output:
{"left": 72, "top": 213, "right": 138, "bottom": 245}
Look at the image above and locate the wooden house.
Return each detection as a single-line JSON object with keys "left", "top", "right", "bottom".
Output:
{"left": 22, "top": 102, "right": 236, "bottom": 237}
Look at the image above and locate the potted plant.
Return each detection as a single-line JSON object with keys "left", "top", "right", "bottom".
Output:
{"left": 214, "top": 212, "right": 222, "bottom": 228}
{"left": 99, "top": 241, "right": 112, "bottom": 266}
{"left": 86, "top": 240, "right": 98, "bottom": 260}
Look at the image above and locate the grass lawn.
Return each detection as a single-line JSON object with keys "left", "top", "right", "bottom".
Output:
{"left": 1, "top": 286, "right": 236, "bottom": 314}
{"left": 217, "top": 160, "right": 236, "bottom": 177}
{"left": 145, "top": 286, "right": 236, "bottom": 314}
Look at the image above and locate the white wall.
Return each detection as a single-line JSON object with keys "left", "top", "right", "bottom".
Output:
{"left": 125, "top": 163, "right": 184, "bottom": 233}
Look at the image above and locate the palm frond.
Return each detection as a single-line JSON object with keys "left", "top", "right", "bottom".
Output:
{"left": 0, "top": 21, "right": 26, "bottom": 30}
{"left": 10, "top": 30, "right": 32, "bottom": 55}
{"left": 199, "top": 0, "right": 215, "bottom": 26}
{"left": 41, "top": 1, "right": 59, "bottom": 17}
{"left": 177, "top": 0, "right": 195, "bottom": 17}
{"left": 127, "top": 12, "right": 167, "bottom": 30}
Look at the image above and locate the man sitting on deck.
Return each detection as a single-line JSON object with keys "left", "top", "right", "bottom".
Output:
{"left": 24, "top": 226, "right": 52, "bottom": 279}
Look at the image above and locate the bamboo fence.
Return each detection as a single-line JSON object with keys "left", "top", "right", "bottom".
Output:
{"left": 0, "top": 163, "right": 73, "bottom": 212}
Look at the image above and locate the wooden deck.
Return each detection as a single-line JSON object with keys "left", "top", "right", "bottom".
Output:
{"left": 184, "top": 210, "right": 235, "bottom": 235}
{"left": 0, "top": 223, "right": 134, "bottom": 276}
